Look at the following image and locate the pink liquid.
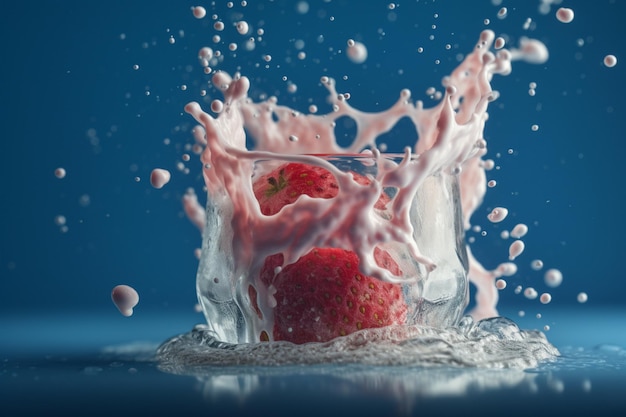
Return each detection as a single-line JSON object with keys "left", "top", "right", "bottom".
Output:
{"left": 182, "top": 29, "right": 550, "bottom": 329}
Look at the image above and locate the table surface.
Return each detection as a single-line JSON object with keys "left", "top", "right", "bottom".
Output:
{"left": 2, "top": 307, "right": 626, "bottom": 417}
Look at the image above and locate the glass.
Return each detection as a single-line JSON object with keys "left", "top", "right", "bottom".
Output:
{"left": 196, "top": 154, "right": 469, "bottom": 344}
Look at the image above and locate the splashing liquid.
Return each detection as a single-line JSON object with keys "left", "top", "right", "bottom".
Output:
{"left": 158, "top": 24, "right": 558, "bottom": 367}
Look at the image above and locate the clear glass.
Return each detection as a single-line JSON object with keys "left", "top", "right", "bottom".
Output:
{"left": 196, "top": 154, "right": 469, "bottom": 344}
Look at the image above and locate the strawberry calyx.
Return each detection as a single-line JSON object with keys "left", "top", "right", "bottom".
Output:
{"left": 264, "top": 168, "right": 288, "bottom": 197}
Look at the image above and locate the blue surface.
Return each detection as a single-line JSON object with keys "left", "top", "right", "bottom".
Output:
{"left": 1, "top": 1, "right": 626, "bottom": 416}
{"left": 2, "top": 309, "right": 626, "bottom": 416}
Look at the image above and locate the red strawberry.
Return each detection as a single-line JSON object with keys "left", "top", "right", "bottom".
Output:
{"left": 253, "top": 162, "right": 390, "bottom": 215}
{"left": 266, "top": 248, "right": 406, "bottom": 343}
{"left": 253, "top": 163, "right": 339, "bottom": 216}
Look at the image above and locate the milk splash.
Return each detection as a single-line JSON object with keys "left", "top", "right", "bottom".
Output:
{"left": 154, "top": 17, "right": 561, "bottom": 368}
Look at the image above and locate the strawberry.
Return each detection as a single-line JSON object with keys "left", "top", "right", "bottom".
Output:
{"left": 266, "top": 248, "right": 406, "bottom": 343}
{"left": 253, "top": 162, "right": 339, "bottom": 216}
{"left": 253, "top": 162, "right": 389, "bottom": 215}
{"left": 249, "top": 162, "right": 405, "bottom": 344}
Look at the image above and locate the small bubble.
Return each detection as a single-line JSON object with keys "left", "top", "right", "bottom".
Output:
{"left": 531, "top": 259, "right": 544, "bottom": 270}
{"left": 577, "top": 292, "right": 588, "bottom": 303}
{"left": 54, "top": 167, "right": 66, "bottom": 179}
{"left": 214, "top": 21, "right": 225, "bottom": 31}
{"left": 531, "top": 124, "right": 539, "bottom": 131}
{"left": 543, "top": 325, "right": 550, "bottom": 331}
{"left": 78, "top": 194, "right": 91, "bottom": 207}
{"left": 523, "top": 18, "right": 532, "bottom": 30}
{"left": 487, "top": 180, "right": 496, "bottom": 188}
{"left": 556, "top": 7, "right": 574, "bottom": 23}
{"left": 192, "top": 6, "right": 207, "bottom": 19}
{"left": 483, "top": 159, "right": 495, "bottom": 170}
{"left": 544, "top": 268, "right": 563, "bottom": 287}
{"left": 211, "top": 100, "right": 224, "bottom": 113}
{"left": 604, "top": 54, "right": 617, "bottom": 68}
{"left": 199, "top": 47, "right": 213, "bottom": 61}
{"left": 540, "top": 293, "right": 552, "bottom": 304}
{"left": 524, "top": 287, "right": 538, "bottom": 300}
{"left": 346, "top": 40, "right": 368, "bottom": 64}
{"left": 496, "top": 279, "right": 507, "bottom": 290}
{"left": 296, "top": 1, "right": 309, "bottom": 14}
{"left": 236, "top": 21, "right": 249, "bottom": 35}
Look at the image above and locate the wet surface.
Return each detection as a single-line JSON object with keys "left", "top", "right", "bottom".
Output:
{"left": 2, "top": 308, "right": 625, "bottom": 416}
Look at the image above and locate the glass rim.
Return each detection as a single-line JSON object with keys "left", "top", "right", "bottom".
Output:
{"left": 252, "top": 152, "right": 419, "bottom": 161}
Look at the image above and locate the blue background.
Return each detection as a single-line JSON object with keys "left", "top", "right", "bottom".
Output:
{"left": 1, "top": 0, "right": 625, "bottom": 341}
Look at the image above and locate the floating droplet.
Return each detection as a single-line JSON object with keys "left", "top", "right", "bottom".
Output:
{"left": 496, "top": 262, "right": 517, "bottom": 277}
{"left": 544, "top": 268, "right": 563, "bottom": 288}
{"left": 531, "top": 259, "right": 544, "bottom": 270}
{"left": 540, "top": 293, "right": 552, "bottom": 304}
{"left": 211, "top": 100, "right": 224, "bottom": 113}
{"left": 346, "top": 40, "right": 368, "bottom": 64}
{"left": 604, "top": 54, "right": 617, "bottom": 68}
{"left": 510, "top": 223, "right": 528, "bottom": 238}
{"left": 192, "top": 6, "right": 206, "bottom": 19}
{"left": 236, "top": 21, "right": 249, "bottom": 35}
{"left": 508, "top": 240, "right": 525, "bottom": 260}
{"left": 524, "top": 287, "right": 538, "bottom": 300}
{"left": 556, "top": 8, "right": 574, "bottom": 23}
{"left": 111, "top": 285, "right": 139, "bottom": 317}
{"left": 150, "top": 168, "right": 171, "bottom": 189}
{"left": 487, "top": 207, "right": 509, "bottom": 223}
